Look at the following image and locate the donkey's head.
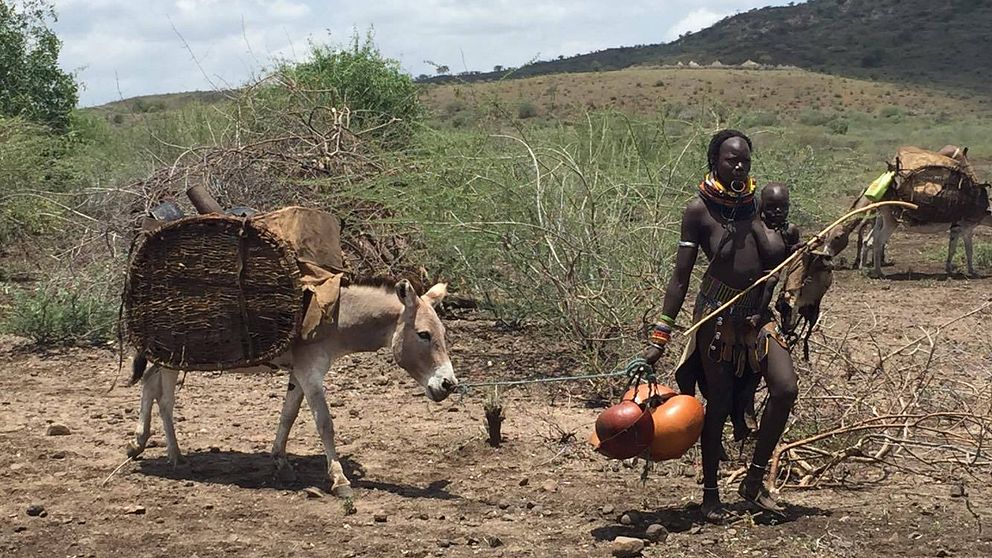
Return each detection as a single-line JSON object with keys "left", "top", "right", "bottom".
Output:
{"left": 776, "top": 251, "right": 834, "bottom": 359}
{"left": 392, "top": 279, "right": 458, "bottom": 402}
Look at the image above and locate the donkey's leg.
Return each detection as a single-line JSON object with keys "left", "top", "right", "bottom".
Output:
{"left": 271, "top": 375, "right": 305, "bottom": 481}
{"left": 156, "top": 368, "right": 185, "bottom": 467}
{"left": 293, "top": 347, "right": 352, "bottom": 497}
{"left": 871, "top": 211, "right": 897, "bottom": 278}
{"left": 947, "top": 224, "right": 962, "bottom": 275}
{"left": 127, "top": 365, "right": 161, "bottom": 458}
{"left": 964, "top": 224, "right": 978, "bottom": 277}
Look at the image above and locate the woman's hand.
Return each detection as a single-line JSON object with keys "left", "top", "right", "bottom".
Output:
{"left": 640, "top": 344, "right": 665, "bottom": 365}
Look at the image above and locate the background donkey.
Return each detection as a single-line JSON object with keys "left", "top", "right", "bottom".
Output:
{"left": 825, "top": 145, "right": 991, "bottom": 277}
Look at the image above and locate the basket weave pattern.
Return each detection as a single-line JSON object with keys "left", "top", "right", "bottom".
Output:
{"left": 125, "top": 215, "right": 303, "bottom": 371}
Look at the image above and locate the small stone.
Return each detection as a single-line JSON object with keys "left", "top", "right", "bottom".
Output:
{"left": 701, "top": 538, "right": 716, "bottom": 546}
{"left": 540, "top": 479, "right": 558, "bottom": 493}
{"left": 486, "top": 536, "right": 503, "bottom": 548}
{"left": 46, "top": 424, "right": 70, "bottom": 436}
{"left": 124, "top": 505, "right": 146, "bottom": 515}
{"left": 689, "top": 526, "right": 703, "bottom": 535}
{"left": 208, "top": 446, "right": 220, "bottom": 453}
{"left": 26, "top": 504, "right": 44, "bottom": 517}
{"left": 645, "top": 523, "right": 668, "bottom": 542}
{"left": 349, "top": 409, "right": 360, "bottom": 418}
{"left": 950, "top": 484, "right": 966, "bottom": 498}
{"left": 936, "top": 549, "right": 951, "bottom": 557}
{"left": 51, "top": 451, "right": 66, "bottom": 459}
{"left": 601, "top": 504, "right": 616, "bottom": 515}
{"left": 497, "top": 500, "right": 510, "bottom": 510}
{"left": 501, "top": 514, "right": 514, "bottom": 521}
{"left": 303, "top": 487, "right": 324, "bottom": 499}
{"left": 518, "top": 477, "right": 529, "bottom": 487}
{"left": 417, "top": 513, "right": 429, "bottom": 520}
{"left": 203, "top": 504, "right": 214, "bottom": 511}
{"left": 373, "top": 512, "right": 388, "bottom": 523}
{"left": 466, "top": 537, "right": 479, "bottom": 546}
{"left": 437, "top": 540, "right": 451, "bottom": 548}
{"left": 14, "top": 525, "right": 28, "bottom": 533}
{"left": 525, "top": 501, "right": 536, "bottom": 510}
{"left": 726, "top": 528, "right": 738, "bottom": 537}
{"left": 611, "top": 536, "right": 645, "bottom": 558}
{"left": 620, "top": 513, "right": 634, "bottom": 525}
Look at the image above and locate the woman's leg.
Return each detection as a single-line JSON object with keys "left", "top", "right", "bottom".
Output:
{"left": 740, "top": 340, "right": 798, "bottom": 512}
{"left": 699, "top": 329, "right": 734, "bottom": 522}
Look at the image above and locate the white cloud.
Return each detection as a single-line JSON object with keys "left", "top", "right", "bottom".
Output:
{"left": 664, "top": 8, "right": 728, "bottom": 42}
{"left": 49, "top": 1, "right": 789, "bottom": 106}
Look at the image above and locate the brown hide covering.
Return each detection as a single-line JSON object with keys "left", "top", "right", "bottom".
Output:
{"left": 888, "top": 146, "right": 988, "bottom": 224}
{"left": 251, "top": 207, "right": 347, "bottom": 340}
{"left": 125, "top": 206, "right": 346, "bottom": 370}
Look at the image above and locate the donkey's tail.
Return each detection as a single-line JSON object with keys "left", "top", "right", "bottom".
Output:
{"left": 130, "top": 353, "right": 148, "bottom": 385}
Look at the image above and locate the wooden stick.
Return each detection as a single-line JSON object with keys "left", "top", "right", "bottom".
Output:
{"left": 879, "top": 299, "right": 992, "bottom": 363}
{"left": 680, "top": 200, "right": 918, "bottom": 338}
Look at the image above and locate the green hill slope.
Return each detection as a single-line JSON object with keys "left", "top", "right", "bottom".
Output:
{"left": 430, "top": 0, "right": 992, "bottom": 95}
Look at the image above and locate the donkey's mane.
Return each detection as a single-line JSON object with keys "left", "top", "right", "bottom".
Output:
{"left": 340, "top": 275, "right": 425, "bottom": 294}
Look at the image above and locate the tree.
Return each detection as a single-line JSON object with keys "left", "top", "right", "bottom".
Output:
{"left": 0, "top": 1, "right": 78, "bottom": 132}
{"left": 436, "top": 65, "right": 449, "bottom": 75}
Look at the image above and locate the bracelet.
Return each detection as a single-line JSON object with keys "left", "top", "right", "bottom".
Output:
{"left": 659, "top": 314, "right": 676, "bottom": 326}
{"left": 648, "top": 342, "right": 666, "bottom": 350}
{"left": 649, "top": 323, "right": 671, "bottom": 345}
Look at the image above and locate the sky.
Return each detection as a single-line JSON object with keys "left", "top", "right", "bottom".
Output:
{"left": 49, "top": 1, "right": 793, "bottom": 107}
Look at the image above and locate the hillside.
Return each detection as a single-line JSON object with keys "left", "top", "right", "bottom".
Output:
{"left": 427, "top": 0, "right": 992, "bottom": 95}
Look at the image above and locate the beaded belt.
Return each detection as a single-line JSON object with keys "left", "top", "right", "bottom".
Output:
{"left": 696, "top": 274, "right": 762, "bottom": 318}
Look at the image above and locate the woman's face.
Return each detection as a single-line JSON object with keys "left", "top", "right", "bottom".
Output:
{"left": 715, "top": 137, "right": 751, "bottom": 189}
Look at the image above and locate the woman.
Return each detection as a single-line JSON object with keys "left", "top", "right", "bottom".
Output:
{"left": 642, "top": 130, "right": 798, "bottom": 522}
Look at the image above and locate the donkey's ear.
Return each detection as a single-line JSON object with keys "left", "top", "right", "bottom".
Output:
{"left": 421, "top": 283, "right": 448, "bottom": 307}
{"left": 395, "top": 279, "right": 417, "bottom": 307}
{"left": 962, "top": 147, "right": 969, "bottom": 157}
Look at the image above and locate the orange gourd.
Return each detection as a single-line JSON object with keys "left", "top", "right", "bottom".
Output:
{"left": 592, "top": 400, "right": 654, "bottom": 460}
{"left": 646, "top": 394, "right": 704, "bottom": 461}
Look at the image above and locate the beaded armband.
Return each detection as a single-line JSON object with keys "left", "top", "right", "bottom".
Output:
{"left": 648, "top": 321, "right": 673, "bottom": 348}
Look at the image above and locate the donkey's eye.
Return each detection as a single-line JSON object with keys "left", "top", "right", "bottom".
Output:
{"left": 417, "top": 331, "right": 432, "bottom": 341}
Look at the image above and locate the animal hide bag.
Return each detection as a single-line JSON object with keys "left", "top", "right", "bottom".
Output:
{"left": 889, "top": 146, "right": 989, "bottom": 224}
{"left": 125, "top": 207, "right": 347, "bottom": 371}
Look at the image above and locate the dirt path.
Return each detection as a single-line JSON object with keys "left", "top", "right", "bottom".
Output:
{"left": 2, "top": 232, "right": 991, "bottom": 557}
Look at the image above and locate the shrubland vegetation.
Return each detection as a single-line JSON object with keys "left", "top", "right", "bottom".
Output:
{"left": 1, "top": 13, "right": 990, "bottom": 377}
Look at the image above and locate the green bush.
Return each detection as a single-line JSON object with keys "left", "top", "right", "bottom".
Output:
{"left": 256, "top": 31, "right": 423, "bottom": 144}
{"left": 827, "top": 118, "right": 849, "bottom": 135}
{"left": 517, "top": 101, "right": 539, "bottom": 119}
{"left": 0, "top": 117, "right": 65, "bottom": 241}
{"left": 1, "top": 280, "right": 117, "bottom": 346}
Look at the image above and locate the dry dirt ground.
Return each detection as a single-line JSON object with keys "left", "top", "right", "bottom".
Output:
{"left": 422, "top": 67, "right": 991, "bottom": 120}
{"left": 2, "top": 233, "right": 992, "bottom": 558}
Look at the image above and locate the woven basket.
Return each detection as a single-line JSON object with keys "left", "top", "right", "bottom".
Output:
{"left": 125, "top": 214, "right": 304, "bottom": 371}
{"left": 893, "top": 167, "right": 988, "bottom": 224}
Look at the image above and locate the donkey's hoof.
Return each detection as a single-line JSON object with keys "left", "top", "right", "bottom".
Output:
{"left": 126, "top": 441, "right": 145, "bottom": 459}
{"left": 167, "top": 453, "right": 188, "bottom": 469}
{"left": 274, "top": 463, "right": 298, "bottom": 483}
{"left": 331, "top": 483, "right": 354, "bottom": 499}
